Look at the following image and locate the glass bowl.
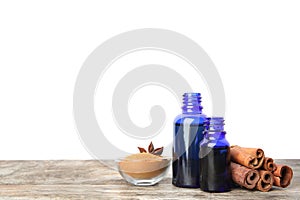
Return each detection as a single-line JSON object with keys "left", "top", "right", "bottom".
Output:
{"left": 116, "top": 156, "right": 171, "bottom": 186}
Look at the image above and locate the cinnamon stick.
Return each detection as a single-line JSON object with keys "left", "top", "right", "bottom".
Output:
{"left": 256, "top": 170, "right": 274, "bottom": 192}
{"left": 231, "top": 162, "right": 260, "bottom": 189}
{"left": 272, "top": 164, "right": 293, "bottom": 188}
{"left": 230, "top": 146, "right": 264, "bottom": 169}
{"left": 262, "top": 157, "right": 277, "bottom": 172}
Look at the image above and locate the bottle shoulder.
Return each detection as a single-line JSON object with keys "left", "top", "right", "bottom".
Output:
{"left": 174, "top": 113, "right": 207, "bottom": 125}
{"left": 217, "top": 139, "right": 230, "bottom": 147}
{"left": 200, "top": 135, "right": 230, "bottom": 148}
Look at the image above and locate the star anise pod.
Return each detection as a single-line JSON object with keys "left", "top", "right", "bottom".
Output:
{"left": 137, "top": 147, "right": 147, "bottom": 153}
{"left": 137, "top": 141, "right": 164, "bottom": 156}
{"left": 148, "top": 141, "right": 154, "bottom": 153}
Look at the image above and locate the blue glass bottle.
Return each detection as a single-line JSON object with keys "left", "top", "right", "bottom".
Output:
{"left": 172, "top": 93, "right": 206, "bottom": 188}
{"left": 199, "top": 117, "right": 231, "bottom": 192}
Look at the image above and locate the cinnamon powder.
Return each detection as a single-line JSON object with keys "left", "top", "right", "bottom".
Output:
{"left": 119, "top": 153, "right": 169, "bottom": 179}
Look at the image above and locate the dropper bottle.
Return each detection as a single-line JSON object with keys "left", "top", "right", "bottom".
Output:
{"left": 199, "top": 117, "right": 231, "bottom": 192}
{"left": 172, "top": 93, "right": 206, "bottom": 188}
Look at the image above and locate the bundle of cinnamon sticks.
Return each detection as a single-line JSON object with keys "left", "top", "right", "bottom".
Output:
{"left": 230, "top": 145, "right": 293, "bottom": 192}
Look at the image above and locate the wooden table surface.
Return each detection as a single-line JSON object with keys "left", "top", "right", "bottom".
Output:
{"left": 0, "top": 159, "right": 299, "bottom": 199}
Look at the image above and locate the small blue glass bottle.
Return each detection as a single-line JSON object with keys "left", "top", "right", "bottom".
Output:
{"left": 172, "top": 93, "right": 206, "bottom": 188}
{"left": 199, "top": 117, "right": 231, "bottom": 192}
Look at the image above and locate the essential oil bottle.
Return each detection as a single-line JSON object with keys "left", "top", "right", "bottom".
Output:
{"left": 172, "top": 93, "right": 206, "bottom": 188}
{"left": 199, "top": 117, "right": 231, "bottom": 192}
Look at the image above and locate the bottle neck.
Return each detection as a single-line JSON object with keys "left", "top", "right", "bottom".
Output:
{"left": 181, "top": 93, "right": 203, "bottom": 114}
{"left": 204, "top": 117, "right": 226, "bottom": 138}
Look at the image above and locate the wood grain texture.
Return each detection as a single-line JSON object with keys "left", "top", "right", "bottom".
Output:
{"left": 0, "top": 160, "right": 299, "bottom": 199}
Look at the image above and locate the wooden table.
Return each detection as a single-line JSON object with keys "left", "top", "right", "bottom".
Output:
{"left": 0, "top": 160, "right": 299, "bottom": 199}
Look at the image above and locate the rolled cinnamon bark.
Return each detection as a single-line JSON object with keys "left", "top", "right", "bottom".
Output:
{"left": 231, "top": 162, "right": 260, "bottom": 189}
{"left": 230, "top": 146, "right": 265, "bottom": 169}
{"left": 262, "top": 157, "right": 277, "bottom": 172}
{"left": 272, "top": 164, "right": 293, "bottom": 188}
{"left": 256, "top": 170, "right": 274, "bottom": 192}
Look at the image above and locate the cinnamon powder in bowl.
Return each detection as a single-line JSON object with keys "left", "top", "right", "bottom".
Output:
{"left": 117, "top": 153, "right": 171, "bottom": 186}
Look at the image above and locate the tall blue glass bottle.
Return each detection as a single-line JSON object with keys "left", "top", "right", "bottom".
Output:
{"left": 199, "top": 117, "right": 231, "bottom": 192}
{"left": 172, "top": 93, "right": 206, "bottom": 188}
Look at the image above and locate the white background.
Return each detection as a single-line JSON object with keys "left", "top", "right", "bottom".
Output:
{"left": 0, "top": 1, "right": 299, "bottom": 159}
